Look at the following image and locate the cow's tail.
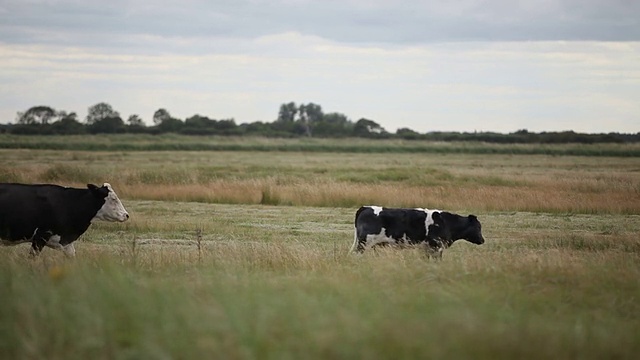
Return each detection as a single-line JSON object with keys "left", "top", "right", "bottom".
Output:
{"left": 350, "top": 206, "right": 367, "bottom": 253}
{"left": 349, "top": 226, "right": 359, "bottom": 253}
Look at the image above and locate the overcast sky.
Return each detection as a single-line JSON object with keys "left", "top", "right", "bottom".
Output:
{"left": 1, "top": 0, "right": 639, "bottom": 133}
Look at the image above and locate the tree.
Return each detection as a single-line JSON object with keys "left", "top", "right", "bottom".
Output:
{"left": 157, "top": 118, "right": 184, "bottom": 133}
{"left": 214, "top": 118, "right": 237, "bottom": 131}
{"left": 313, "top": 112, "right": 352, "bottom": 137}
{"left": 297, "top": 103, "right": 323, "bottom": 136}
{"left": 127, "top": 114, "right": 145, "bottom": 127}
{"left": 88, "top": 116, "right": 126, "bottom": 134}
{"left": 51, "top": 116, "right": 85, "bottom": 134}
{"left": 322, "top": 112, "right": 349, "bottom": 125}
{"left": 272, "top": 103, "right": 297, "bottom": 134}
{"left": 184, "top": 114, "right": 212, "bottom": 128}
{"left": 153, "top": 108, "right": 171, "bottom": 125}
{"left": 183, "top": 114, "right": 214, "bottom": 135}
{"left": 354, "top": 118, "right": 387, "bottom": 138}
{"left": 58, "top": 111, "right": 78, "bottom": 122}
{"left": 277, "top": 102, "right": 297, "bottom": 123}
{"left": 299, "top": 103, "right": 323, "bottom": 123}
{"left": 86, "top": 103, "right": 119, "bottom": 124}
{"left": 16, "top": 106, "right": 57, "bottom": 125}
{"left": 396, "top": 127, "right": 421, "bottom": 140}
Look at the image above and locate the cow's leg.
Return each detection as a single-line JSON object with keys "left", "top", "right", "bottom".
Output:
{"left": 424, "top": 239, "right": 444, "bottom": 260}
{"left": 350, "top": 229, "right": 369, "bottom": 254}
{"left": 372, "top": 242, "right": 392, "bottom": 249}
{"left": 44, "top": 235, "right": 77, "bottom": 258}
{"left": 61, "top": 243, "right": 76, "bottom": 257}
{"left": 432, "top": 247, "right": 444, "bottom": 260}
{"left": 424, "top": 246, "right": 441, "bottom": 260}
{"left": 28, "top": 228, "right": 56, "bottom": 257}
{"left": 352, "top": 229, "right": 397, "bottom": 254}
{"left": 353, "top": 240, "right": 366, "bottom": 253}
{"left": 29, "top": 235, "right": 47, "bottom": 257}
{"left": 363, "top": 234, "right": 395, "bottom": 252}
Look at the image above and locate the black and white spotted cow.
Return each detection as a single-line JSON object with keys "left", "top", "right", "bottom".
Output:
{"left": 0, "top": 183, "right": 129, "bottom": 257}
{"left": 351, "top": 206, "right": 484, "bottom": 259}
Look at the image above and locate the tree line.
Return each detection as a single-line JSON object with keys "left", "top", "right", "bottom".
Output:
{"left": 1, "top": 102, "right": 638, "bottom": 144}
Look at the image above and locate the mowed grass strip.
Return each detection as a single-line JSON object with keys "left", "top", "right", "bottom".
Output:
{"left": 1, "top": 202, "right": 639, "bottom": 359}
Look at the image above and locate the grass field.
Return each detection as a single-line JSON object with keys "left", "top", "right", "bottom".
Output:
{"left": 1, "top": 137, "right": 639, "bottom": 359}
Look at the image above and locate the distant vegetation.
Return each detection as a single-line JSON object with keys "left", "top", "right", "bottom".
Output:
{"left": 1, "top": 102, "right": 638, "bottom": 143}
{"left": 1, "top": 134, "right": 640, "bottom": 157}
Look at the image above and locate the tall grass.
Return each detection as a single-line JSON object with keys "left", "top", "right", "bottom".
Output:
{"left": 1, "top": 204, "right": 639, "bottom": 358}
{"left": 2, "top": 138, "right": 639, "bottom": 358}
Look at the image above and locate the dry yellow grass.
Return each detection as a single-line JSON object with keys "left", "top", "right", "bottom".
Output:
{"left": 2, "top": 148, "right": 639, "bottom": 214}
{"left": 109, "top": 179, "right": 640, "bottom": 214}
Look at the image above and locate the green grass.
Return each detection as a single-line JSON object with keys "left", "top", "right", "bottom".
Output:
{"left": 2, "top": 134, "right": 640, "bottom": 156}
{"left": 1, "top": 203, "right": 639, "bottom": 359}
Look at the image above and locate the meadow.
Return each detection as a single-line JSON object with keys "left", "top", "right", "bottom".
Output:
{"left": 1, "top": 136, "right": 639, "bottom": 359}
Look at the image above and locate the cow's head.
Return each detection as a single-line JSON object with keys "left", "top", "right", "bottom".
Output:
{"left": 463, "top": 215, "right": 484, "bottom": 245}
{"left": 89, "top": 183, "right": 130, "bottom": 222}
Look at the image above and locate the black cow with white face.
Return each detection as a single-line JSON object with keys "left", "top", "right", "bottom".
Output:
{"left": 0, "top": 183, "right": 129, "bottom": 257}
{"left": 351, "top": 206, "right": 484, "bottom": 259}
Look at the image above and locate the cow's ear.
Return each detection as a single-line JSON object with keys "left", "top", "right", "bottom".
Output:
{"left": 469, "top": 214, "right": 478, "bottom": 221}
{"left": 432, "top": 212, "right": 442, "bottom": 223}
{"left": 88, "top": 183, "right": 108, "bottom": 198}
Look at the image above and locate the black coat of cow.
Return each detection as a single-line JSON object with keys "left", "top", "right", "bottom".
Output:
{"left": 351, "top": 206, "right": 485, "bottom": 258}
{"left": 0, "top": 183, "right": 129, "bottom": 257}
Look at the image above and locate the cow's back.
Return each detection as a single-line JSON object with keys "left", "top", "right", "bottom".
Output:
{"left": 0, "top": 183, "right": 61, "bottom": 241}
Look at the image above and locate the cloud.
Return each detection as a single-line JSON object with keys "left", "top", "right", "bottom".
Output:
{"left": 0, "top": 1, "right": 638, "bottom": 133}
{"left": 1, "top": 37, "right": 638, "bottom": 133}
{"left": 1, "top": 0, "right": 639, "bottom": 54}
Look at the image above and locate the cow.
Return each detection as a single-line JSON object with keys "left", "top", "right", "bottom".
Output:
{"left": 350, "top": 206, "right": 484, "bottom": 259}
{"left": 0, "top": 183, "right": 129, "bottom": 257}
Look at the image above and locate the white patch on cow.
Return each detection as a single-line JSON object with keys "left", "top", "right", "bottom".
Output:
{"left": 93, "top": 183, "right": 130, "bottom": 222}
{"left": 363, "top": 227, "right": 396, "bottom": 250}
{"left": 366, "top": 206, "right": 383, "bottom": 216}
{"left": 401, "top": 234, "right": 410, "bottom": 244}
{"left": 45, "top": 234, "right": 63, "bottom": 249}
{"left": 44, "top": 234, "right": 76, "bottom": 257}
{"left": 423, "top": 209, "right": 441, "bottom": 237}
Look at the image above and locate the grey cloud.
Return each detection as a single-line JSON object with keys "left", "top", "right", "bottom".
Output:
{"left": 0, "top": 0, "right": 638, "bottom": 51}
